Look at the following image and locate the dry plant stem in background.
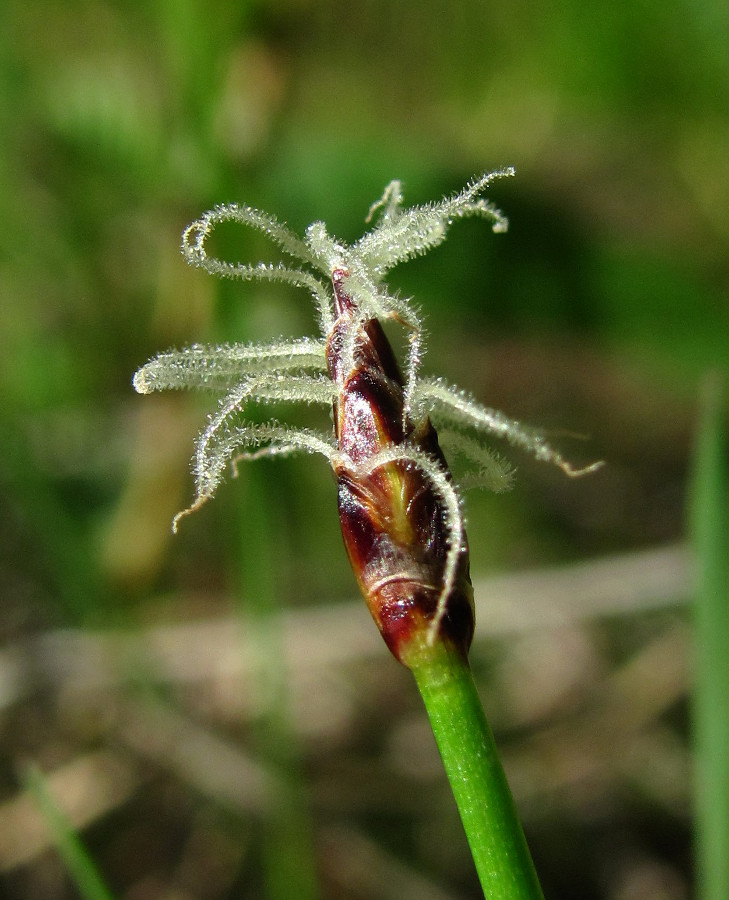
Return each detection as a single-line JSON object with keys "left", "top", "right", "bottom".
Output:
{"left": 134, "top": 172, "right": 601, "bottom": 898}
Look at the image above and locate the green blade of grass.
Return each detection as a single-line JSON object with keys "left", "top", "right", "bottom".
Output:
{"left": 23, "top": 765, "right": 115, "bottom": 900}
{"left": 235, "top": 468, "right": 320, "bottom": 900}
{"left": 689, "top": 373, "right": 729, "bottom": 900}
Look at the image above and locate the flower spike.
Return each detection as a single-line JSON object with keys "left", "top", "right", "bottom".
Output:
{"left": 134, "top": 170, "right": 602, "bottom": 662}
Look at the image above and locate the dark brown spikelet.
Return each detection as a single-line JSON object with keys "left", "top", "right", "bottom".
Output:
{"left": 326, "top": 268, "right": 475, "bottom": 664}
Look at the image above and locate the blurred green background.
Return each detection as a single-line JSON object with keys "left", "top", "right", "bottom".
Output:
{"left": 2, "top": 0, "right": 728, "bottom": 897}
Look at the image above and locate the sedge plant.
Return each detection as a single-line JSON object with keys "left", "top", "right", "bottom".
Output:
{"left": 134, "top": 171, "right": 601, "bottom": 898}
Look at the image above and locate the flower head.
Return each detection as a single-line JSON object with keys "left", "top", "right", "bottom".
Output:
{"left": 134, "top": 171, "right": 601, "bottom": 663}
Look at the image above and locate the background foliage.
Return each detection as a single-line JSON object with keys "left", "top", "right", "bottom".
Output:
{"left": 2, "top": 0, "right": 727, "bottom": 897}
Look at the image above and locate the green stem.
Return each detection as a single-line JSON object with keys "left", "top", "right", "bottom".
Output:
{"left": 407, "top": 639, "right": 544, "bottom": 900}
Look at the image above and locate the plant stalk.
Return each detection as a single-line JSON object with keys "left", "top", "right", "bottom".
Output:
{"left": 407, "top": 639, "right": 544, "bottom": 900}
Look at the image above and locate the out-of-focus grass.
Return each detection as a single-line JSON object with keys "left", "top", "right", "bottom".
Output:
{"left": 1, "top": 0, "right": 727, "bottom": 896}
{"left": 235, "top": 469, "right": 320, "bottom": 900}
{"left": 23, "top": 766, "right": 114, "bottom": 900}
{"left": 690, "top": 376, "right": 729, "bottom": 900}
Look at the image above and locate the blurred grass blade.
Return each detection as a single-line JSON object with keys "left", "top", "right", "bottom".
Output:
{"left": 689, "top": 373, "right": 729, "bottom": 900}
{"left": 23, "top": 765, "right": 115, "bottom": 900}
{"left": 236, "top": 469, "right": 320, "bottom": 900}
